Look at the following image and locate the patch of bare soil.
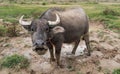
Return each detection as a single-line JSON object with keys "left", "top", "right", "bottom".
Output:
{"left": 0, "top": 21, "right": 120, "bottom": 74}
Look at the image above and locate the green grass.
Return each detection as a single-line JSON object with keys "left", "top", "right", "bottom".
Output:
{"left": 0, "top": 3, "right": 120, "bottom": 32}
{"left": 0, "top": 4, "right": 49, "bottom": 22}
{"left": 112, "top": 69, "right": 120, "bottom": 74}
{"left": 0, "top": 54, "right": 30, "bottom": 70}
{"left": 0, "top": 25, "right": 7, "bottom": 36}
{"left": 81, "top": 3, "right": 120, "bottom": 32}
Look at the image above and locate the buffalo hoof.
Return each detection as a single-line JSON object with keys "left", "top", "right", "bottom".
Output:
{"left": 66, "top": 52, "right": 75, "bottom": 55}
{"left": 50, "top": 58, "right": 56, "bottom": 62}
{"left": 56, "top": 64, "right": 64, "bottom": 68}
{"left": 87, "top": 52, "right": 91, "bottom": 56}
{"left": 71, "top": 51, "right": 76, "bottom": 55}
{"left": 56, "top": 61, "right": 65, "bottom": 68}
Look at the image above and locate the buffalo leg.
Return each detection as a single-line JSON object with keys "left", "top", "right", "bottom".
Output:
{"left": 54, "top": 42, "right": 62, "bottom": 66}
{"left": 83, "top": 33, "right": 91, "bottom": 56}
{"left": 47, "top": 42, "right": 55, "bottom": 62}
{"left": 52, "top": 34, "right": 64, "bottom": 66}
{"left": 72, "top": 39, "right": 80, "bottom": 54}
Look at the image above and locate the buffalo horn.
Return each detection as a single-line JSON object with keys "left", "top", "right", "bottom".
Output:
{"left": 19, "top": 15, "right": 31, "bottom": 25}
{"left": 48, "top": 13, "right": 60, "bottom": 25}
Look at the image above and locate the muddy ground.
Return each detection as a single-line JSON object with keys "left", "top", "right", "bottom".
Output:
{"left": 0, "top": 21, "right": 120, "bottom": 74}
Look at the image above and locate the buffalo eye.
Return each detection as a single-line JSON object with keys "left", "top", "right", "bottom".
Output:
{"left": 31, "top": 26, "right": 36, "bottom": 32}
{"left": 31, "top": 27, "right": 36, "bottom": 32}
{"left": 31, "top": 28, "right": 34, "bottom": 31}
{"left": 46, "top": 28, "right": 49, "bottom": 32}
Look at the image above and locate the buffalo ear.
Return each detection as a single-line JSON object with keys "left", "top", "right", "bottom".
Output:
{"left": 52, "top": 26, "right": 65, "bottom": 34}
{"left": 22, "top": 25, "right": 31, "bottom": 31}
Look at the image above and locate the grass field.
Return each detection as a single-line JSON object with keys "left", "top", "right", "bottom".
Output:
{"left": 0, "top": 3, "right": 120, "bottom": 32}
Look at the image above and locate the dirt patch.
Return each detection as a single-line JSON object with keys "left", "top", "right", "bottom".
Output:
{"left": 0, "top": 21, "right": 120, "bottom": 74}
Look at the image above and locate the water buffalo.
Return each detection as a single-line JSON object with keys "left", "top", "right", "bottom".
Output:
{"left": 19, "top": 7, "right": 91, "bottom": 66}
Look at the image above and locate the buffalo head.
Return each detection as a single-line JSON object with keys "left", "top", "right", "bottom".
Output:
{"left": 19, "top": 14, "right": 65, "bottom": 55}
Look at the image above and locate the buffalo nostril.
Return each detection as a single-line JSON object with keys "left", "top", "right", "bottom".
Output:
{"left": 41, "top": 42, "right": 45, "bottom": 45}
{"left": 33, "top": 40, "right": 46, "bottom": 47}
{"left": 34, "top": 42, "right": 38, "bottom": 46}
{"left": 33, "top": 42, "right": 44, "bottom": 47}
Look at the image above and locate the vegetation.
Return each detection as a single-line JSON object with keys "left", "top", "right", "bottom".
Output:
{"left": 0, "top": 2, "right": 120, "bottom": 34}
{"left": 6, "top": 23, "right": 19, "bottom": 37}
{"left": 0, "top": 54, "right": 30, "bottom": 70}
{"left": 112, "top": 69, "right": 120, "bottom": 74}
{"left": 0, "top": 4, "right": 48, "bottom": 22}
{"left": 81, "top": 3, "right": 120, "bottom": 31}
{"left": 42, "top": 2, "right": 47, "bottom": 5}
{"left": 0, "top": 25, "right": 7, "bottom": 36}
{"left": 0, "top": 23, "right": 19, "bottom": 37}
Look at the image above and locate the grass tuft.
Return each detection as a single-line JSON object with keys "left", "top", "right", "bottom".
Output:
{"left": 0, "top": 54, "right": 30, "bottom": 70}
{"left": 103, "top": 8, "right": 119, "bottom": 16}
{"left": 0, "top": 23, "right": 19, "bottom": 37}
{"left": 42, "top": 2, "right": 47, "bottom": 5}
{"left": 112, "top": 69, "right": 120, "bottom": 74}
{"left": 0, "top": 25, "right": 7, "bottom": 36}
